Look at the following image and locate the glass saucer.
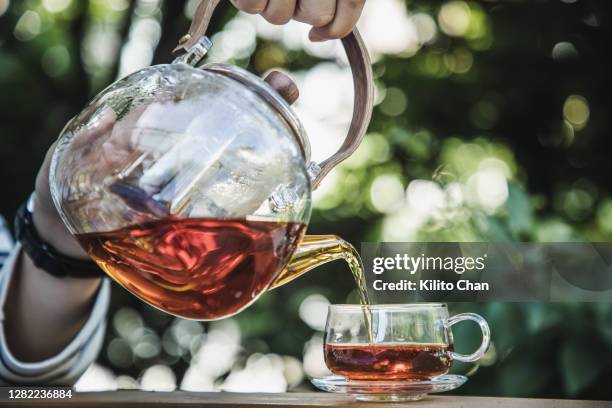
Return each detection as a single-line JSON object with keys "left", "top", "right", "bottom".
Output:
{"left": 311, "top": 374, "right": 467, "bottom": 402}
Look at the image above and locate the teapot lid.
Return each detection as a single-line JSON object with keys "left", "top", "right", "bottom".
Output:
{"left": 203, "top": 62, "right": 311, "bottom": 162}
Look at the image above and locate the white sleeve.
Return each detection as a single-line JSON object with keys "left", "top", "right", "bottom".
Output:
{"left": 0, "top": 244, "right": 110, "bottom": 385}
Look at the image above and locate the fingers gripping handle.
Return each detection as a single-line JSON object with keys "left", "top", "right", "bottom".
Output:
{"left": 174, "top": 0, "right": 374, "bottom": 190}
{"left": 447, "top": 313, "right": 491, "bottom": 363}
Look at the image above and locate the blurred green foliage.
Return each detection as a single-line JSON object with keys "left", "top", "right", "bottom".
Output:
{"left": 1, "top": 0, "right": 612, "bottom": 400}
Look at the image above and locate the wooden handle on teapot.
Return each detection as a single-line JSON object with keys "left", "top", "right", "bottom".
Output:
{"left": 174, "top": 0, "right": 374, "bottom": 190}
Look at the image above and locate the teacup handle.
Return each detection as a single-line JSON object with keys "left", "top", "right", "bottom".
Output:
{"left": 173, "top": 0, "right": 374, "bottom": 189}
{"left": 447, "top": 313, "right": 491, "bottom": 363}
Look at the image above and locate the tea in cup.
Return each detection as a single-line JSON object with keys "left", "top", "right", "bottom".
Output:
{"left": 324, "top": 304, "right": 490, "bottom": 381}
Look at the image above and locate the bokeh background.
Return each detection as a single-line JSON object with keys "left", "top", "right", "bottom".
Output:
{"left": 2, "top": 0, "right": 612, "bottom": 400}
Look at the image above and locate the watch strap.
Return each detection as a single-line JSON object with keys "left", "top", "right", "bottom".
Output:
{"left": 14, "top": 201, "right": 104, "bottom": 279}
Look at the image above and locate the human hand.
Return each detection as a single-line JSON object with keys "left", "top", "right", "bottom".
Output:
{"left": 230, "top": 0, "right": 366, "bottom": 41}
{"left": 33, "top": 142, "right": 90, "bottom": 260}
{"left": 32, "top": 108, "right": 117, "bottom": 260}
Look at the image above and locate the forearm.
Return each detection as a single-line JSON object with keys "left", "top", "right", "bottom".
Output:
{"left": 4, "top": 251, "right": 101, "bottom": 363}
{"left": 3, "top": 192, "right": 101, "bottom": 363}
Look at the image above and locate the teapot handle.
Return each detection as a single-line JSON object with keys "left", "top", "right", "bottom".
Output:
{"left": 174, "top": 0, "right": 374, "bottom": 190}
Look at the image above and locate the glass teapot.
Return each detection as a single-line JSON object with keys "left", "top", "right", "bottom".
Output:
{"left": 50, "top": 0, "right": 374, "bottom": 320}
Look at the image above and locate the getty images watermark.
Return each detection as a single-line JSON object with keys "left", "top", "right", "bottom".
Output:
{"left": 361, "top": 242, "right": 612, "bottom": 302}
{"left": 372, "top": 253, "right": 489, "bottom": 292}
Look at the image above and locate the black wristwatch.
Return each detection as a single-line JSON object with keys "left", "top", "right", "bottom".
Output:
{"left": 14, "top": 195, "right": 103, "bottom": 278}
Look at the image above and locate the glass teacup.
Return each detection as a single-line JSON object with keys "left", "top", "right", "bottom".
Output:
{"left": 324, "top": 304, "right": 490, "bottom": 381}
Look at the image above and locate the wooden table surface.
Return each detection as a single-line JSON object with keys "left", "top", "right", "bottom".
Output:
{"left": 1, "top": 392, "right": 608, "bottom": 408}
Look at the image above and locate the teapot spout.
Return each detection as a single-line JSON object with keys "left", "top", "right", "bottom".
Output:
{"left": 270, "top": 235, "right": 366, "bottom": 291}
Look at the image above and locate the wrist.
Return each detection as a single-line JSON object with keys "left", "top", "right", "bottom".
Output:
{"left": 16, "top": 197, "right": 103, "bottom": 278}
{"left": 31, "top": 196, "right": 89, "bottom": 260}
